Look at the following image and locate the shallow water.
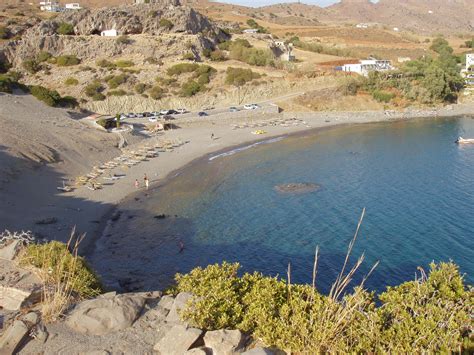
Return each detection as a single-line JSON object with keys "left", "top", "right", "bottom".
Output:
{"left": 93, "top": 116, "right": 474, "bottom": 294}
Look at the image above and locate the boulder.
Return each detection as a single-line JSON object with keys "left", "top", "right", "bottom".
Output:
{"left": 153, "top": 325, "right": 203, "bottom": 355}
{"left": 0, "top": 240, "right": 23, "bottom": 261}
{"left": 66, "top": 294, "right": 145, "bottom": 335}
{"left": 242, "top": 347, "right": 284, "bottom": 355}
{"left": 166, "top": 292, "right": 193, "bottom": 324}
{"left": 204, "top": 329, "right": 246, "bottom": 355}
{"left": 158, "top": 294, "right": 175, "bottom": 310}
{"left": 0, "top": 260, "right": 43, "bottom": 311}
{"left": 185, "top": 347, "right": 211, "bottom": 355}
{"left": 0, "top": 320, "right": 30, "bottom": 354}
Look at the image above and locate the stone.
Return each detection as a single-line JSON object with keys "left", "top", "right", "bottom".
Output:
{"left": 274, "top": 183, "right": 321, "bottom": 194}
{"left": 0, "top": 260, "right": 43, "bottom": 311}
{"left": 22, "top": 311, "right": 39, "bottom": 325}
{"left": 242, "top": 347, "right": 283, "bottom": 355}
{"left": 66, "top": 294, "right": 146, "bottom": 335}
{"left": 32, "top": 323, "right": 49, "bottom": 343}
{"left": 0, "top": 320, "right": 30, "bottom": 354}
{"left": 166, "top": 292, "right": 192, "bottom": 324}
{"left": 158, "top": 294, "right": 175, "bottom": 310}
{"left": 204, "top": 329, "right": 246, "bottom": 355}
{"left": 153, "top": 325, "right": 203, "bottom": 355}
{"left": 0, "top": 240, "right": 23, "bottom": 261}
{"left": 185, "top": 347, "right": 211, "bottom": 355}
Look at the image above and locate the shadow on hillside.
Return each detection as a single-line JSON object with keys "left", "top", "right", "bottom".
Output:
{"left": 0, "top": 145, "right": 114, "bottom": 253}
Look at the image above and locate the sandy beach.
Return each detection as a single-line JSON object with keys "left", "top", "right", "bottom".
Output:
{"left": 1, "top": 95, "right": 474, "bottom": 257}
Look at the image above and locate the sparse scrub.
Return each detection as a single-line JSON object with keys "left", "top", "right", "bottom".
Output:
{"left": 22, "top": 58, "right": 41, "bottom": 74}
{"left": 209, "top": 49, "right": 227, "bottom": 61}
{"left": 180, "top": 80, "right": 202, "bottom": 97}
{"left": 37, "top": 51, "right": 52, "bottom": 62}
{"left": 167, "top": 63, "right": 199, "bottom": 76}
{"left": 288, "top": 36, "right": 352, "bottom": 57}
{"left": 106, "top": 73, "right": 128, "bottom": 89}
{"left": 182, "top": 52, "right": 195, "bottom": 61}
{"left": 156, "top": 76, "right": 177, "bottom": 86}
{"left": 115, "top": 59, "right": 134, "bottom": 68}
{"left": 56, "top": 55, "right": 80, "bottom": 67}
{"left": 134, "top": 82, "right": 148, "bottom": 94}
{"left": 228, "top": 40, "right": 274, "bottom": 67}
{"left": 20, "top": 233, "right": 102, "bottom": 322}
{"left": 148, "top": 85, "right": 164, "bottom": 100}
{"left": 225, "top": 67, "right": 261, "bottom": 86}
{"left": 96, "top": 59, "right": 116, "bottom": 68}
{"left": 340, "top": 76, "right": 364, "bottom": 96}
{"left": 29, "top": 85, "right": 61, "bottom": 106}
{"left": 159, "top": 18, "right": 173, "bottom": 30}
{"left": 56, "top": 22, "right": 74, "bottom": 35}
{"left": 85, "top": 80, "right": 105, "bottom": 101}
{"left": 116, "top": 35, "right": 131, "bottom": 45}
{"left": 0, "top": 25, "right": 11, "bottom": 39}
{"left": 64, "top": 77, "right": 79, "bottom": 86}
{"left": 372, "top": 90, "right": 395, "bottom": 103}
{"left": 108, "top": 89, "right": 127, "bottom": 96}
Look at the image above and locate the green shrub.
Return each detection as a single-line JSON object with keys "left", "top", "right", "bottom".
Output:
{"left": 29, "top": 85, "right": 61, "bottom": 106}
{"left": 85, "top": 80, "right": 105, "bottom": 100}
{"left": 288, "top": 36, "right": 352, "bottom": 57}
{"left": 0, "top": 25, "right": 11, "bottom": 39}
{"left": 64, "top": 77, "right": 79, "bottom": 86}
{"left": 22, "top": 59, "right": 41, "bottom": 74}
{"left": 96, "top": 59, "right": 116, "bottom": 68}
{"left": 182, "top": 52, "right": 195, "bottom": 61}
{"left": 159, "top": 18, "right": 173, "bottom": 30}
{"left": 210, "top": 50, "right": 227, "bottom": 61}
{"left": 172, "top": 261, "right": 472, "bottom": 353}
{"left": 37, "top": 51, "right": 52, "bottom": 62}
{"left": 156, "top": 76, "right": 177, "bottom": 86}
{"left": 202, "top": 48, "right": 212, "bottom": 58}
{"left": 134, "top": 82, "right": 148, "bottom": 94}
{"left": 20, "top": 241, "right": 102, "bottom": 298}
{"left": 56, "top": 55, "right": 80, "bottom": 67}
{"left": 106, "top": 73, "right": 128, "bottom": 89}
{"left": 180, "top": 80, "right": 202, "bottom": 97}
{"left": 229, "top": 41, "right": 274, "bottom": 67}
{"left": 372, "top": 90, "right": 395, "bottom": 103}
{"left": 148, "top": 85, "right": 164, "bottom": 100}
{"left": 0, "top": 74, "right": 14, "bottom": 93}
{"left": 115, "top": 59, "right": 134, "bottom": 68}
{"left": 0, "top": 58, "right": 10, "bottom": 73}
{"left": 108, "top": 89, "right": 127, "bottom": 96}
{"left": 341, "top": 77, "right": 364, "bottom": 96}
{"left": 167, "top": 63, "right": 199, "bottom": 76}
{"left": 246, "top": 19, "right": 267, "bottom": 33}
{"left": 225, "top": 67, "right": 261, "bottom": 86}
{"left": 116, "top": 35, "right": 131, "bottom": 45}
{"left": 56, "top": 22, "right": 74, "bottom": 35}
{"left": 197, "top": 73, "right": 210, "bottom": 85}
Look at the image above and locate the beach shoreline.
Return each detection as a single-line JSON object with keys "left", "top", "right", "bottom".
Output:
{"left": 2, "top": 101, "right": 474, "bottom": 261}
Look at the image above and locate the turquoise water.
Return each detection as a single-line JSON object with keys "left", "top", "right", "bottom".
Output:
{"left": 97, "top": 116, "right": 474, "bottom": 293}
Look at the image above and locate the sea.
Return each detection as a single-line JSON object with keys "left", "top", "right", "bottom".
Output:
{"left": 90, "top": 116, "right": 474, "bottom": 294}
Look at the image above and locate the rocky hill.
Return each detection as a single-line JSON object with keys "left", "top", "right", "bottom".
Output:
{"left": 2, "top": 3, "right": 227, "bottom": 65}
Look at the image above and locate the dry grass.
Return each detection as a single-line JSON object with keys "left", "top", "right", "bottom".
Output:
{"left": 20, "top": 229, "right": 102, "bottom": 323}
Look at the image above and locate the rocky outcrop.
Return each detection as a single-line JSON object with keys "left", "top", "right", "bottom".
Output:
{"left": 0, "top": 312, "right": 41, "bottom": 354}
{"left": 5, "top": 4, "right": 228, "bottom": 65}
{"left": 274, "top": 183, "right": 321, "bottom": 194}
{"left": 204, "top": 329, "right": 246, "bottom": 355}
{"left": 66, "top": 292, "right": 146, "bottom": 335}
{"left": 154, "top": 324, "right": 203, "bottom": 354}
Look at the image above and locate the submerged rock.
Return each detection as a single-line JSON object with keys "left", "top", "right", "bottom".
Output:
{"left": 274, "top": 183, "right": 321, "bottom": 194}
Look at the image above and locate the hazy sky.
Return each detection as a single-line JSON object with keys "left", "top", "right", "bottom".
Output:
{"left": 215, "top": 0, "right": 378, "bottom": 7}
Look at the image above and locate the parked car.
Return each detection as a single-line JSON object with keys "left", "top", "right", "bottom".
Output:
{"left": 151, "top": 111, "right": 160, "bottom": 117}
{"left": 229, "top": 106, "right": 239, "bottom": 112}
{"left": 160, "top": 109, "right": 170, "bottom": 115}
{"left": 136, "top": 113, "right": 144, "bottom": 118}
{"left": 176, "top": 108, "right": 187, "bottom": 114}
{"left": 167, "top": 109, "right": 178, "bottom": 115}
{"left": 148, "top": 117, "right": 157, "bottom": 122}
{"left": 198, "top": 111, "right": 208, "bottom": 117}
{"left": 244, "top": 104, "right": 257, "bottom": 110}
{"left": 142, "top": 112, "right": 152, "bottom": 117}
{"left": 127, "top": 113, "right": 136, "bottom": 118}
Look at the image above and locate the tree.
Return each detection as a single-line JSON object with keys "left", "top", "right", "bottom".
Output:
{"left": 56, "top": 22, "right": 74, "bottom": 35}
{"left": 430, "top": 37, "right": 453, "bottom": 55}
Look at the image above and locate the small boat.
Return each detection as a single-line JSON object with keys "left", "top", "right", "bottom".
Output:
{"left": 455, "top": 137, "right": 474, "bottom": 144}
{"left": 251, "top": 130, "right": 267, "bottom": 135}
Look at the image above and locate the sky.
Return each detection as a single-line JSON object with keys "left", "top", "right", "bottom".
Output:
{"left": 214, "top": 0, "right": 379, "bottom": 8}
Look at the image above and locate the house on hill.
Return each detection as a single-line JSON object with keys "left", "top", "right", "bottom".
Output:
{"left": 339, "top": 59, "right": 394, "bottom": 76}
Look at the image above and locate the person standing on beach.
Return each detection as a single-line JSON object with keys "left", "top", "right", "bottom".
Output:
{"left": 144, "top": 174, "right": 149, "bottom": 189}
{"left": 134, "top": 179, "right": 139, "bottom": 189}
{"left": 211, "top": 133, "right": 214, "bottom": 140}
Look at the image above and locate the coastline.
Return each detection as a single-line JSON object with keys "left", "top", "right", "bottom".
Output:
{"left": 2, "top": 103, "right": 474, "bottom": 259}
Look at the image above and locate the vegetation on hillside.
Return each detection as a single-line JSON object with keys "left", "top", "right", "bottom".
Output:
{"left": 56, "top": 22, "right": 74, "bottom": 35}
{"left": 225, "top": 67, "right": 261, "bottom": 86}
{"left": 172, "top": 261, "right": 472, "bottom": 353}
{"left": 343, "top": 38, "right": 465, "bottom": 105}
{"left": 217, "top": 39, "right": 275, "bottom": 67}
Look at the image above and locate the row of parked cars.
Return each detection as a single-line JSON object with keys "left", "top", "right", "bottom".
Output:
{"left": 120, "top": 109, "right": 187, "bottom": 120}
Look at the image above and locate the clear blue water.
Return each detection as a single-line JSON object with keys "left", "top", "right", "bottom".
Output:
{"left": 95, "top": 116, "right": 474, "bottom": 294}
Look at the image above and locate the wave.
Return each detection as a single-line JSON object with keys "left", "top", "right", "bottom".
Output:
{"left": 208, "top": 137, "right": 285, "bottom": 161}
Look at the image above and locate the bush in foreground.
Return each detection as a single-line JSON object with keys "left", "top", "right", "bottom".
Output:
{"left": 56, "top": 55, "right": 80, "bottom": 67}
{"left": 172, "top": 261, "right": 472, "bottom": 353}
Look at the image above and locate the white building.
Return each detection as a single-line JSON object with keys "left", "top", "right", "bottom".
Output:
{"left": 39, "top": 0, "right": 61, "bottom": 12}
{"left": 341, "top": 59, "right": 394, "bottom": 76}
{"left": 242, "top": 29, "right": 259, "bottom": 34}
{"left": 101, "top": 29, "right": 118, "bottom": 37}
{"left": 65, "top": 3, "right": 81, "bottom": 10}
{"left": 356, "top": 23, "right": 369, "bottom": 29}
{"left": 463, "top": 54, "right": 474, "bottom": 85}
{"left": 466, "top": 54, "right": 474, "bottom": 70}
